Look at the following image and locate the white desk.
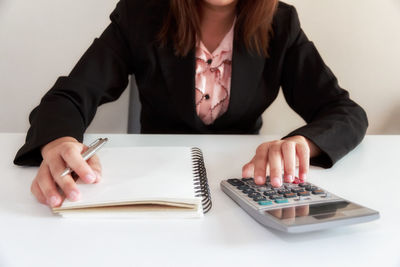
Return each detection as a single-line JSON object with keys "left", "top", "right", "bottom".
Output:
{"left": 0, "top": 134, "right": 399, "bottom": 267}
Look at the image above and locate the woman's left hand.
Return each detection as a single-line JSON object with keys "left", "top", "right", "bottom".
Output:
{"left": 242, "top": 135, "right": 320, "bottom": 188}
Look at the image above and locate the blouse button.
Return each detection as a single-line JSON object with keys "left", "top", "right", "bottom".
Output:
{"left": 207, "top": 59, "right": 212, "bottom": 65}
{"left": 204, "top": 94, "right": 210, "bottom": 100}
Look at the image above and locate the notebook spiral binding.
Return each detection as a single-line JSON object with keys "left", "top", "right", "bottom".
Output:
{"left": 191, "top": 147, "right": 212, "bottom": 213}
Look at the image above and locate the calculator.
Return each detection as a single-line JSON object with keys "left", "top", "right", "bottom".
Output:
{"left": 220, "top": 177, "right": 379, "bottom": 233}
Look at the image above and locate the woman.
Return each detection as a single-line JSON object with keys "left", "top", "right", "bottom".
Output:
{"left": 14, "top": 0, "right": 368, "bottom": 207}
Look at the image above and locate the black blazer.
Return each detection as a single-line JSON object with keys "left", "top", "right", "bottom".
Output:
{"left": 14, "top": 0, "right": 368, "bottom": 167}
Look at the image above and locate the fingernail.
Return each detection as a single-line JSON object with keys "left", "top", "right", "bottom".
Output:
{"left": 94, "top": 171, "right": 102, "bottom": 182}
{"left": 49, "top": 196, "right": 59, "bottom": 207}
{"left": 286, "top": 175, "right": 294, "bottom": 183}
{"left": 271, "top": 177, "right": 282, "bottom": 187}
{"left": 255, "top": 176, "right": 264, "bottom": 184}
{"left": 300, "top": 173, "right": 307, "bottom": 182}
{"left": 68, "top": 191, "right": 80, "bottom": 201}
{"left": 86, "top": 173, "right": 96, "bottom": 183}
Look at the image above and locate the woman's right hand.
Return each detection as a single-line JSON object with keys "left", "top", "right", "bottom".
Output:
{"left": 31, "top": 137, "right": 102, "bottom": 207}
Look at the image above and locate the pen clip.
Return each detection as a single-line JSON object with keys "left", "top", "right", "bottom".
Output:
{"left": 81, "top": 138, "right": 108, "bottom": 160}
{"left": 87, "top": 138, "right": 102, "bottom": 148}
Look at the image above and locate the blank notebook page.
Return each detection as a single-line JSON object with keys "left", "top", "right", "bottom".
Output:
{"left": 60, "top": 147, "right": 201, "bottom": 208}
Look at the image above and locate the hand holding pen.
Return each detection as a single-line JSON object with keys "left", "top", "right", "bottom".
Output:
{"left": 31, "top": 137, "right": 108, "bottom": 207}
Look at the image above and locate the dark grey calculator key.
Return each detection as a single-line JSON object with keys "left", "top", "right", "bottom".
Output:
{"left": 253, "top": 196, "right": 267, "bottom": 202}
{"left": 248, "top": 192, "right": 261, "bottom": 199}
{"left": 241, "top": 178, "right": 253, "bottom": 182}
{"left": 278, "top": 189, "right": 291, "bottom": 194}
{"left": 242, "top": 188, "right": 255, "bottom": 194}
{"left": 238, "top": 185, "right": 249, "bottom": 190}
{"left": 283, "top": 184, "right": 294, "bottom": 189}
{"left": 263, "top": 190, "right": 276, "bottom": 197}
{"left": 227, "top": 179, "right": 245, "bottom": 186}
{"left": 305, "top": 185, "right": 319, "bottom": 191}
{"left": 269, "top": 195, "right": 284, "bottom": 200}
{"left": 291, "top": 188, "right": 305, "bottom": 193}
{"left": 299, "top": 183, "right": 310, "bottom": 187}
{"left": 257, "top": 186, "right": 269, "bottom": 192}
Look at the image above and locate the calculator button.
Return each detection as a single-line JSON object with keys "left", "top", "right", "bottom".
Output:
{"left": 305, "top": 185, "right": 318, "bottom": 191}
{"left": 312, "top": 189, "right": 325, "bottom": 195}
{"left": 275, "top": 199, "right": 289, "bottom": 204}
{"left": 263, "top": 190, "right": 276, "bottom": 197}
{"left": 253, "top": 196, "right": 267, "bottom": 202}
{"left": 269, "top": 195, "right": 284, "bottom": 200}
{"left": 284, "top": 193, "right": 297, "bottom": 198}
{"left": 238, "top": 185, "right": 249, "bottom": 190}
{"left": 248, "top": 192, "right": 261, "bottom": 198}
{"left": 259, "top": 200, "right": 273, "bottom": 206}
{"left": 227, "top": 179, "right": 244, "bottom": 186}
{"left": 242, "top": 188, "right": 255, "bottom": 194}
{"left": 278, "top": 189, "right": 291, "bottom": 194}
{"left": 257, "top": 186, "right": 269, "bottom": 192}
{"left": 299, "top": 183, "right": 309, "bottom": 187}
{"left": 298, "top": 191, "right": 311, "bottom": 197}
{"left": 291, "top": 188, "right": 305, "bottom": 193}
{"left": 241, "top": 178, "right": 253, "bottom": 182}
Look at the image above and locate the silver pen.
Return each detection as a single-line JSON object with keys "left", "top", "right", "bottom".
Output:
{"left": 60, "top": 137, "right": 108, "bottom": 177}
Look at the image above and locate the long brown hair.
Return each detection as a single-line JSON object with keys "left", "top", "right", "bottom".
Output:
{"left": 158, "top": 0, "right": 279, "bottom": 57}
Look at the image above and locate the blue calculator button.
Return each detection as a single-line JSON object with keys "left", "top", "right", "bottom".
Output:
{"left": 275, "top": 199, "right": 289, "bottom": 204}
{"left": 258, "top": 200, "right": 273, "bottom": 206}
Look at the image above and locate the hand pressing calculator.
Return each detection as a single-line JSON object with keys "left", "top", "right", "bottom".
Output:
{"left": 220, "top": 177, "right": 379, "bottom": 233}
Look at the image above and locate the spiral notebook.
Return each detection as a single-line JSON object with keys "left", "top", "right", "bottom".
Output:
{"left": 52, "top": 146, "right": 212, "bottom": 218}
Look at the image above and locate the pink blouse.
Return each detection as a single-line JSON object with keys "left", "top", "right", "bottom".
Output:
{"left": 195, "top": 22, "right": 235, "bottom": 125}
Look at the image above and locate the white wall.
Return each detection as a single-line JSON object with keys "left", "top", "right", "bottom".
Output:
{"left": 1, "top": 0, "right": 399, "bottom": 135}
{"left": 0, "top": 0, "right": 127, "bottom": 134}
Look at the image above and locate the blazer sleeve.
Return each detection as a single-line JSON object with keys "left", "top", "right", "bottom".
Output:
{"left": 14, "top": 0, "right": 134, "bottom": 166}
{"left": 279, "top": 6, "right": 368, "bottom": 168}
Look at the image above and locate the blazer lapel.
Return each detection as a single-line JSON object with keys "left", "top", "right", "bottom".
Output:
{"left": 214, "top": 41, "right": 267, "bottom": 127}
{"left": 156, "top": 45, "right": 203, "bottom": 128}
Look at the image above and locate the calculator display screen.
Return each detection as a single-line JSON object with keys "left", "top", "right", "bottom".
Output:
{"left": 265, "top": 201, "right": 365, "bottom": 224}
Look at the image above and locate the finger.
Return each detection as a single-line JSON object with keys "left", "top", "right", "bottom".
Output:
{"left": 268, "top": 143, "right": 283, "bottom": 188}
{"left": 242, "top": 162, "right": 254, "bottom": 178}
{"left": 87, "top": 155, "right": 102, "bottom": 183}
{"left": 296, "top": 142, "right": 310, "bottom": 182}
{"left": 47, "top": 156, "right": 80, "bottom": 201}
{"left": 61, "top": 143, "right": 97, "bottom": 184}
{"left": 281, "top": 141, "right": 296, "bottom": 183}
{"left": 253, "top": 144, "right": 269, "bottom": 185}
{"left": 31, "top": 178, "right": 47, "bottom": 205}
{"left": 242, "top": 155, "right": 255, "bottom": 178}
{"left": 36, "top": 164, "right": 63, "bottom": 207}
